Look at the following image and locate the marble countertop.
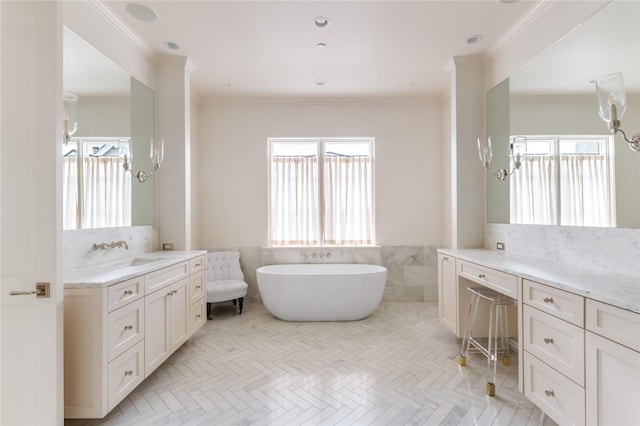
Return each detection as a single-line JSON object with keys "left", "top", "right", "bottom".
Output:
{"left": 438, "top": 248, "right": 640, "bottom": 314}
{"left": 64, "top": 250, "right": 207, "bottom": 289}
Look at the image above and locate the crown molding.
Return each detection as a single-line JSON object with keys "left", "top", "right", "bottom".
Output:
{"left": 88, "top": 0, "right": 154, "bottom": 56}
{"left": 485, "top": 0, "right": 555, "bottom": 58}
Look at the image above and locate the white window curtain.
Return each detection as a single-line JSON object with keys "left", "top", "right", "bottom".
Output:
{"left": 61, "top": 156, "right": 130, "bottom": 229}
{"left": 511, "top": 153, "right": 614, "bottom": 227}
{"left": 270, "top": 156, "right": 319, "bottom": 245}
{"left": 560, "top": 154, "right": 613, "bottom": 227}
{"left": 510, "top": 154, "right": 558, "bottom": 225}
{"left": 324, "top": 155, "right": 373, "bottom": 245}
{"left": 63, "top": 156, "right": 79, "bottom": 229}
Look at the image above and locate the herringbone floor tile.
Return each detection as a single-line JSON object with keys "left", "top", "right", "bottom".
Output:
{"left": 65, "top": 302, "right": 556, "bottom": 426}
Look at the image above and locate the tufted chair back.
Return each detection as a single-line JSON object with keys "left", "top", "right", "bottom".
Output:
{"left": 206, "top": 251, "right": 244, "bottom": 281}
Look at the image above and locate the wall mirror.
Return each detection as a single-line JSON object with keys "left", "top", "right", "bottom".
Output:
{"left": 63, "top": 27, "right": 156, "bottom": 229}
{"left": 487, "top": 0, "right": 640, "bottom": 229}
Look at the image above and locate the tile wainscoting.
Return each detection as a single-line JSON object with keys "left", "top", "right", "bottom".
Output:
{"left": 205, "top": 246, "right": 439, "bottom": 303}
{"left": 485, "top": 223, "right": 640, "bottom": 277}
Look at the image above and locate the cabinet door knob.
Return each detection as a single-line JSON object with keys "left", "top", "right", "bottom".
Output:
{"left": 543, "top": 337, "right": 554, "bottom": 344}
{"left": 543, "top": 297, "right": 554, "bottom": 303}
{"left": 544, "top": 390, "right": 555, "bottom": 397}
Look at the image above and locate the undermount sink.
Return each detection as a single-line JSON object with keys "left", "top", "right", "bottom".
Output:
{"left": 117, "top": 257, "right": 167, "bottom": 267}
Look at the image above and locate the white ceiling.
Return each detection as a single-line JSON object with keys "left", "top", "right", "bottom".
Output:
{"left": 64, "top": 1, "right": 638, "bottom": 99}
{"left": 95, "top": 0, "right": 536, "bottom": 98}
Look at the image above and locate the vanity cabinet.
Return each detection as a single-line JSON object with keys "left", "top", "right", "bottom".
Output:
{"left": 437, "top": 248, "right": 640, "bottom": 425}
{"left": 523, "top": 279, "right": 585, "bottom": 425}
{"left": 585, "top": 299, "right": 640, "bottom": 426}
{"left": 437, "top": 253, "right": 457, "bottom": 333}
{"left": 64, "top": 253, "right": 206, "bottom": 419}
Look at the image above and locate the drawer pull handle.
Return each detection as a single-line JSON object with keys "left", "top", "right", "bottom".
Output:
{"left": 478, "top": 274, "right": 486, "bottom": 279}
{"left": 544, "top": 337, "right": 554, "bottom": 344}
{"left": 544, "top": 390, "right": 555, "bottom": 397}
{"left": 124, "top": 325, "right": 133, "bottom": 331}
{"left": 196, "top": 314, "right": 201, "bottom": 318}
{"left": 167, "top": 289, "right": 178, "bottom": 296}
{"left": 543, "top": 297, "right": 554, "bottom": 303}
{"left": 195, "top": 263, "right": 201, "bottom": 267}
{"left": 124, "top": 290, "right": 134, "bottom": 295}
{"left": 124, "top": 370, "right": 133, "bottom": 376}
{"left": 443, "top": 257, "right": 448, "bottom": 261}
{"left": 196, "top": 285, "right": 201, "bottom": 289}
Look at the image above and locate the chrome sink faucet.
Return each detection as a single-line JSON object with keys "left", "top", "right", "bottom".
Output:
{"left": 92, "top": 240, "right": 129, "bottom": 250}
{"left": 109, "top": 240, "right": 129, "bottom": 249}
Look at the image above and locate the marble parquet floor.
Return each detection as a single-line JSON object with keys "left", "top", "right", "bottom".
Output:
{"left": 65, "top": 302, "right": 555, "bottom": 426}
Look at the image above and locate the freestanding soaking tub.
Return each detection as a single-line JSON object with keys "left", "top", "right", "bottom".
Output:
{"left": 256, "top": 263, "right": 387, "bottom": 321}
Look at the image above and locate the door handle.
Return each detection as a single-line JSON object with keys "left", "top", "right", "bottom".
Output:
{"left": 10, "top": 283, "right": 50, "bottom": 298}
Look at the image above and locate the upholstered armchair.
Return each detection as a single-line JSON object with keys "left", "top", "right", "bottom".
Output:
{"left": 205, "top": 251, "right": 248, "bottom": 318}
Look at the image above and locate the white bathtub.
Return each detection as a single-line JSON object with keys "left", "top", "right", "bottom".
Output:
{"left": 256, "top": 263, "right": 387, "bottom": 321}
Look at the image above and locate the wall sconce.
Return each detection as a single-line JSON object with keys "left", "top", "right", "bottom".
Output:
{"left": 119, "top": 137, "right": 164, "bottom": 182}
{"left": 477, "top": 136, "right": 526, "bottom": 180}
{"left": 591, "top": 72, "right": 640, "bottom": 152}
{"left": 63, "top": 92, "right": 78, "bottom": 144}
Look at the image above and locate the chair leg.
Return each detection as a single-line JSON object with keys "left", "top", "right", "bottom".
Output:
{"left": 207, "top": 302, "right": 212, "bottom": 320}
{"left": 238, "top": 297, "right": 244, "bottom": 314}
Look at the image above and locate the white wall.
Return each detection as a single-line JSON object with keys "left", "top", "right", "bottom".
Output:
{"left": 198, "top": 97, "right": 444, "bottom": 248}
{"left": 75, "top": 96, "right": 130, "bottom": 137}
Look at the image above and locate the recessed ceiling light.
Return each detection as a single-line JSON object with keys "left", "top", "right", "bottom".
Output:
{"left": 316, "top": 42, "right": 327, "bottom": 50}
{"left": 314, "top": 79, "right": 327, "bottom": 86}
{"left": 466, "top": 34, "right": 482, "bottom": 45}
{"left": 314, "top": 16, "right": 330, "bottom": 28}
{"left": 126, "top": 3, "right": 158, "bottom": 22}
{"left": 164, "top": 41, "right": 180, "bottom": 50}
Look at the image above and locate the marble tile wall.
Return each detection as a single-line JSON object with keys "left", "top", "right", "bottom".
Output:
{"left": 485, "top": 223, "right": 640, "bottom": 277}
{"left": 203, "top": 245, "right": 438, "bottom": 303}
{"left": 63, "top": 226, "right": 157, "bottom": 271}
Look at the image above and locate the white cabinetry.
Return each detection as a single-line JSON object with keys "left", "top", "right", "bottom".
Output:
{"left": 64, "top": 253, "right": 206, "bottom": 419}
{"left": 585, "top": 299, "right": 640, "bottom": 426}
{"left": 437, "top": 253, "right": 457, "bottom": 333}
{"left": 522, "top": 279, "right": 585, "bottom": 426}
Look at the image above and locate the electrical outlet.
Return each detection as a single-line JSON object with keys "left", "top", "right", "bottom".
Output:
{"left": 162, "top": 243, "right": 174, "bottom": 251}
{"left": 496, "top": 242, "right": 505, "bottom": 251}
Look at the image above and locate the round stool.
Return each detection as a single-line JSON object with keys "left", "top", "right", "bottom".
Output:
{"left": 458, "top": 286, "right": 516, "bottom": 396}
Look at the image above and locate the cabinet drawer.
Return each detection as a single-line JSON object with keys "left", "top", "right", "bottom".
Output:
{"left": 524, "top": 305, "right": 584, "bottom": 386}
{"left": 108, "top": 340, "right": 144, "bottom": 411}
{"left": 190, "top": 255, "right": 205, "bottom": 274}
{"left": 108, "top": 276, "right": 144, "bottom": 312}
{"left": 457, "top": 260, "right": 517, "bottom": 298}
{"left": 189, "top": 297, "right": 206, "bottom": 336}
{"left": 108, "top": 298, "right": 144, "bottom": 361}
{"left": 145, "top": 261, "right": 189, "bottom": 294}
{"left": 189, "top": 270, "right": 205, "bottom": 305}
{"left": 524, "top": 352, "right": 585, "bottom": 426}
{"left": 523, "top": 279, "right": 584, "bottom": 327}
{"left": 586, "top": 299, "right": 640, "bottom": 352}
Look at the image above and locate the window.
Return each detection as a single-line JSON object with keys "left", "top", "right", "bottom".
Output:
{"left": 63, "top": 137, "right": 131, "bottom": 230}
{"left": 510, "top": 135, "right": 616, "bottom": 227}
{"left": 269, "top": 138, "right": 374, "bottom": 246}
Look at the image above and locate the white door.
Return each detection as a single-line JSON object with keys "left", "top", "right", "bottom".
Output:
{"left": 1, "top": 1, "right": 63, "bottom": 425}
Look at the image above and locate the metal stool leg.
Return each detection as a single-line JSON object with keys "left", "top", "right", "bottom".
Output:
{"left": 459, "top": 292, "right": 480, "bottom": 366}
